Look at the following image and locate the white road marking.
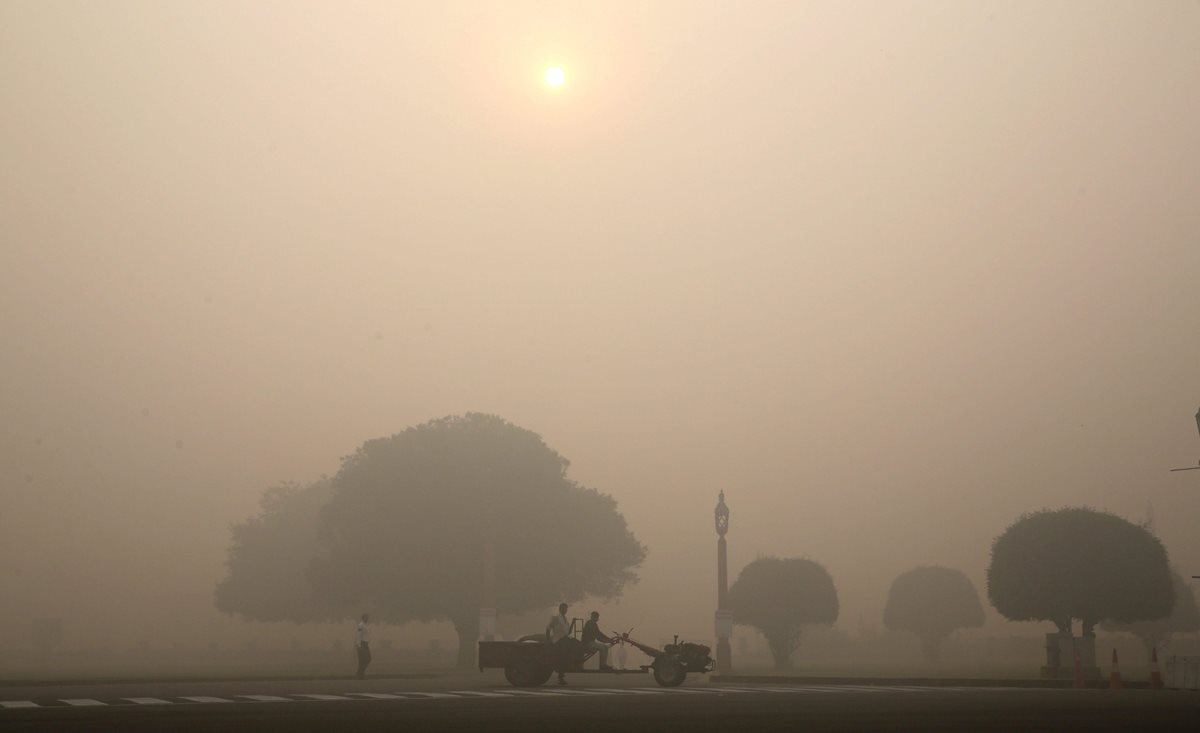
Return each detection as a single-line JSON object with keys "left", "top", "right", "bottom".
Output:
{"left": 753, "top": 686, "right": 849, "bottom": 695}
{"left": 748, "top": 687, "right": 822, "bottom": 693}
{"left": 649, "top": 687, "right": 721, "bottom": 693}
{"left": 825, "top": 686, "right": 894, "bottom": 693}
{"left": 753, "top": 687, "right": 828, "bottom": 694}
{"left": 584, "top": 687, "right": 666, "bottom": 695}
{"left": 0, "top": 684, "right": 1029, "bottom": 712}
{"left": 704, "top": 687, "right": 775, "bottom": 693}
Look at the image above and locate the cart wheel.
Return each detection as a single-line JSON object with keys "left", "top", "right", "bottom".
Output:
{"left": 652, "top": 656, "right": 687, "bottom": 687}
{"left": 505, "top": 659, "right": 552, "bottom": 687}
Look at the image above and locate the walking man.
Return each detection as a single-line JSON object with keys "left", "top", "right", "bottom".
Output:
{"left": 355, "top": 613, "right": 371, "bottom": 678}
{"left": 545, "top": 603, "right": 573, "bottom": 685}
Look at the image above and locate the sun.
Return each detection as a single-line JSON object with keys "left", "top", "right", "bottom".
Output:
{"left": 544, "top": 67, "right": 566, "bottom": 88}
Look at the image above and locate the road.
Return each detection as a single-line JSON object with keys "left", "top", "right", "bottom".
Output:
{"left": 2, "top": 673, "right": 1196, "bottom": 731}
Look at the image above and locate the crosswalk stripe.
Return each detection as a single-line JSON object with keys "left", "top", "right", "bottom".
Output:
{"left": 750, "top": 687, "right": 821, "bottom": 693}
{"left": 649, "top": 687, "right": 720, "bottom": 693}
{"left": 828, "top": 686, "right": 892, "bottom": 693}
{"left": 704, "top": 687, "right": 774, "bottom": 693}
{"left": 758, "top": 687, "right": 828, "bottom": 694}
{"left": 584, "top": 687, "right": 665, "bottom": 695}
{"left": 805, "top": 687, "right": 865, "bottom": 693}
{"left": 724, "top": 687, "right": 798, "bottom": 693}
{"left": 0, "top": 684, "right": 1028, "bottom": 712}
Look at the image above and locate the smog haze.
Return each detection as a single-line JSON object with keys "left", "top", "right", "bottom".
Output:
{"left": 2, "top": 0, "right": 1198, "bottom": 671}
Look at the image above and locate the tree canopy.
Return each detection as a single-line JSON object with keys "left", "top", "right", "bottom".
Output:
{"left": 308, "top": 413, "right": 646, "bottom": 668}
{"left": 882, "top": 565, "right": 984, "bottom": 661}
{"left": 215, "top": 478, "right": 340, "bottom": 624}
{"left": 1101, "top": 569, "right": 1199, "bottom": 657}
{"left": 986, "top": 507, "right": 1172, "bottom": 634}
{"left": 728, "top": 556, "right": 839, "bottom": 670}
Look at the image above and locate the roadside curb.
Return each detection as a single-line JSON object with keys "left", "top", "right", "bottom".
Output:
{"left": 710, "top": 675, "right": 1149, "bottom": 690}
{"left": 0, "top": 672, "right": 448, "bottom": 688}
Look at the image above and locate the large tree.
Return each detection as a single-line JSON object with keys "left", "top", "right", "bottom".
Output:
{"left": 1101, "top": 569, "right": 1199, "bottom": 659}
{"left": 215, "top": 478, "right": 341, "bottom": 623}
{"left": 987, "top": 507, "right": 1173, "bottom": 636}
{"left": 728, "top": 556, "right": 839, "bottom": 670}
{"left": 883, "top": 566, "right": 984, "bottom": 661}
{"left": 309, "top": 413, "right": 646, "bottom": 669}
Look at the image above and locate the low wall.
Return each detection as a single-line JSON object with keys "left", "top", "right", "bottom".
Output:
{"left": 1165, "top": 656, "right": 1200, "bottom": 691}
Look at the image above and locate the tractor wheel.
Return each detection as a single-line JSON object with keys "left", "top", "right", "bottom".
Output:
{"left": 652, "top": 656, "right": 688, "bottom": 687}
{"left": 505, "top": 659, "right": 552, "bottom": 687}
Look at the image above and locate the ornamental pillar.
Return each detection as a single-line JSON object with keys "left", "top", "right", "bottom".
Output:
{"left": 714, "top": 491, "right": 733, "bottom": 673}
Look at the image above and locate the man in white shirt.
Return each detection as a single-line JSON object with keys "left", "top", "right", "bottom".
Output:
{"left": 355, "top": 613, "right": 371, "bottom": 678}
{"left": 545, "top": 603, "right": 573, "bottom": 685}
{"left": 545, "top": 603, "right": 571, "bottom": 643}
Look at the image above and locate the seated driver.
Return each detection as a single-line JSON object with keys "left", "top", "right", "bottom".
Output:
{"left": 581, "top": 611, "right": 615, "bottom": 671}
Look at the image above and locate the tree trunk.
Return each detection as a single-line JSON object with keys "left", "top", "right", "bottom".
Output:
{"left": 767, "top": 633, "right": 796, "bottom": 671}
{"left": 920, "top": 634, "right": 942, "bottom": 662}
{"left": 452, "top": 614, "right": 480, "bottom": 672}
{"left": 1141, "top": 636, "right": 1154, "bottom": 663}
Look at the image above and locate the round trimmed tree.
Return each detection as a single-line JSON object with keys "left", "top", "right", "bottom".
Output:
{"left": 728, "top": 556, "right": 839, "bottom": 670}
{"left": 1102, "top": 569, "right": 1199, "bottom": 659}
{"left": 309, "top": 413, "right": 646, "bottom": 670}
{"left": 883, "top": 566, "right": 984, "bottom": 661}
{"left": 215, "top": 478, "right": 341, "bottom": 623}
{"left": 987, "top": 507, "right": 1172, "bottom": 636}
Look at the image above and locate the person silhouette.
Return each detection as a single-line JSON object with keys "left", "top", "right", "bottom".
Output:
{"left": 355, "top": 613, "right": 372, "bottom": 678}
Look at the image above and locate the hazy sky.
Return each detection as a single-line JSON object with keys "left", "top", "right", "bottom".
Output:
{"left": 2, "top": 0, "right": 1198, "bottom": 651}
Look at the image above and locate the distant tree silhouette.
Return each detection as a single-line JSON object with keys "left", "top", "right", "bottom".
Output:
{"left": 215, "top": 478, "right": 340, "bottom": 623}
{"left": 987, "top": 508, "right": 1172, "bottom": 636}
{"left": 1102, "top": 569, "right": 1199, "bottom": 659}
{"left": 728, "top": 557, "right": 838, "bottom": 670}
{"left": 883, "top": 566, "right": 984, "bottom": 661}
{"left": 309, "top": 413, "right": 646, "bottom": 670}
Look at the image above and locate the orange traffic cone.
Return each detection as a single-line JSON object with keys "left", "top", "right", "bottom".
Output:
{"left": 1149, "top": 647, "right": 1164, "bottom": 690}
{"left": 1109, "top": 649, "right": 1122, "bottom": 690}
